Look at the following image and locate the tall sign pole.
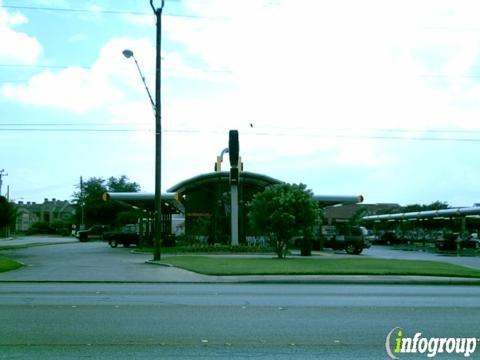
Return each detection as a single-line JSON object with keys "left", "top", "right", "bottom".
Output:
{"left": 80, "top": 176, "right": 85, "bottom": 230}
{"left": 229, "top": 130, "right": 240, "bottom": 246}
{"left": 150, "top": 0, "right": 165, "bottom": 261}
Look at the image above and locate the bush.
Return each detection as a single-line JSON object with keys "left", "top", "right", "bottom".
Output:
{"left": 139, "top": 243, "right": 274, "bottom": 254}
{"left": 174, "top": 244, "right": 273, "bottom": 254}
{"left": 26, "top": 220, "right": 71, "bottom": 236}
{"left": 175, "top": 234, "right": 208, "bottom": 246}
{"left": 26, "top": 221, "right": 53, "bottom": 235}
{"left": 50, "top": 219, "right": 71, "bottom": 236}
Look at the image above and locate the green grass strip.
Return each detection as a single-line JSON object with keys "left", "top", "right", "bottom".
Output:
{"left": 159, "top": 256, "right": 480, "bottom": 278}
{"left": 0, "top": 256, "right": 23, "bottom": 273}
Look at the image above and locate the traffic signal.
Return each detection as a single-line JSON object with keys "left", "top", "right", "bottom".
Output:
{"left": 229, "top": 130, "right": 239, "bottom": 168}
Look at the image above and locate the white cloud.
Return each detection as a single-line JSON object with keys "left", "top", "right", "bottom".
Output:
{"left": 105, "top": 0, "right": 480, "bottom": 161}
{"left": 143, "top": 0, "right": 480, "bottom": 204}
{"left": 160, "top": 1, "right": 480, "bottom": 158}
{"left": 2, "top": 67, "right": 124, "bottom": 113}
{"left": 4, "top": 0, "right": 480, "bottom": 205}
{"left": 0, "top": 5, "right": 42, "bottom": 64}
{"left": 1, "top": 37, "right": 155, "bottom": 114}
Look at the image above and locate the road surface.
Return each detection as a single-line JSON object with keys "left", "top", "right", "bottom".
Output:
{"left": 1, "top": 283, "right": 479, "bottom": 359}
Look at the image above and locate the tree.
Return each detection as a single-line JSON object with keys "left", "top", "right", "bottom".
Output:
{"left": 0, "top": 196, "right": 17, "bottom": 237}
{"left": 401, "top": 201, "right": 449, "bottom": 213}
{"left": 72, "top": 175, "right": 140, "bottom": 227}
{"left": 248, "top": 183, "right": 319, "bottom": 258}
{"left": 107, "top": 175, "right": 140, "bottom": 192}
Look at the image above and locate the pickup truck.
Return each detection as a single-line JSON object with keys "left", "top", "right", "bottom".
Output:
{"left": 104, "top": 224, "right": 140, "bottom": 248}
{"left": 75, "top": 225, "right": 109, "bottom": 242}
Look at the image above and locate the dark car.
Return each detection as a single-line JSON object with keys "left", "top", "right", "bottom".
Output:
{"left": 325, "top": 226, "right": 371, "bottom": 255}
{"left": 377, "top": 231, "right": 405, "bottom": 245}
{"left": 75, "top": 225, "right": 109, "bottom": 242}
{"left": 436, "top": 233, "right": 480, "bottom": 252}
{"left": 104, "top": 225, "right": 140, "bottom": 248}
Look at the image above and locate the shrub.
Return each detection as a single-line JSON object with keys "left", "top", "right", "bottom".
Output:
{"left": 26, "top": 221, "right": 53, "bottom": 235}
{"left": 248, "top": 183, "right": 319, "bottom": 258}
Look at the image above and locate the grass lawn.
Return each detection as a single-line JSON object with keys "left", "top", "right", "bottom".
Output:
{"left": 0, "top": 256, "right": 23, "bottom": 273}
{"left": 159, "top": 256, "right": 480, "bottom": 278}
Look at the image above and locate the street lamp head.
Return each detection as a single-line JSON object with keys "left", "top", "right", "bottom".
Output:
{"left": 122, "top": 49, "right": 134, "bottom": 59}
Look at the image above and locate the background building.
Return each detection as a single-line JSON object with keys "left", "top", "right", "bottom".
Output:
{"left": 324, "top": 203, "right": 401, "bottom": 225}
{"left": 14, "top": 199, "right": 75, "bottom": 232}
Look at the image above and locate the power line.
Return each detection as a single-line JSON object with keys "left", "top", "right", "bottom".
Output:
{"left": 0, "top": 123, "right": 141, "bottom": 126}
{"left": 0, "top": 64, "right": 86, "bottom": 69}
{"left": 241, "top": 131, "right": 480, "bottom": 143}
{"left": 0, "top": 128, "right": 152, "bottom": 132}
{"left": 2, "top": 63, "right": 477, "bottom": 78}
{"left": 0, "top": 127, "right": 480, "bottom": 142}
{"left": 0, "top": 63, "right": 232, "bottom": 75}
{"left": 0, "top": 80, "right": 30, "bottom": 83}
{"left": 0, "top": 4, "right": 229, "bottom": 20}
{"left": 2, "top": 123, "right": 480, "bottom": 135}
{"left": 6, "top": 4, "right": 480, "bottom": 26}
{"left": 2, "top": 4, "right": 146, "bottom": 15}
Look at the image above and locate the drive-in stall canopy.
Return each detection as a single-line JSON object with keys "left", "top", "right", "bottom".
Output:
{"left": 104, "top": 171, "right": 364, "bottom": 244}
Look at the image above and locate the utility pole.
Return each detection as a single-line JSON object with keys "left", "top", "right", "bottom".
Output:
{"left": 150, "top": 0, "right": 165, "bottom": 261}
{"left": 0, "top": 169, "right": 7, "bottom": 196}
{"left": 80, "top": 176, "right": 85, "bottom": 230}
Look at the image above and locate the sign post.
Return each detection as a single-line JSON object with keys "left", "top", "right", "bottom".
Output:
{"left": 229, "top": 130, "right": 239, "bottom": 246}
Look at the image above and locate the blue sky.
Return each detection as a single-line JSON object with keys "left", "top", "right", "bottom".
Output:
{"left": 1, "top": 0, "right": 480, "bottom": 207}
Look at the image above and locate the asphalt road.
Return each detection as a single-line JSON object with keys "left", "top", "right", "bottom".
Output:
{"left": 1, "top": 283, "right": 480, "bottom": 359}
{"left": 1, "top": 238, "right": 480, "bottom": 358}
{"left": 0, "top": 238, "right": 210, "bottom": 282}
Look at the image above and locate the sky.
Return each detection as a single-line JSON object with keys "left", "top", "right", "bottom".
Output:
{"left": 1, "top": 0, "right": 480, "bottom": 207}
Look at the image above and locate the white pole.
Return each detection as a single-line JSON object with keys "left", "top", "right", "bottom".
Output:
{"left": 231, "top": 183, "right": 239, "bottom": 246}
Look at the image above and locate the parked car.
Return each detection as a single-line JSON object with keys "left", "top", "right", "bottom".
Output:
{"left": 75, "top": 225, "right": 109, "bottom": 242}
{"left": 104, "top": 225, "right": 140, "bottom": 248}
{"left": 365, "top": 229, "right": 378, "bottom": 244}
{"left": 293, "top": 226, "right": 370, "bottom": 255}
{"left": 325, "top": 226, "right": 371, "bottom": 255}
{"left": 436, "top": 232, "right": 480, "bottom": 251}
{"left": 377, "top": 231, "right": 405, "bottom": 245}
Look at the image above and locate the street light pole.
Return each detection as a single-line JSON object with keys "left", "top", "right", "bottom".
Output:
{"left": 122, "top": 49, "right": 155, "bottom": 113}
{"left": 151, "top": 0, "right": 165, "bottom": 261}
{"left": 122, "top": 1, "right": 164, "bottom": 261}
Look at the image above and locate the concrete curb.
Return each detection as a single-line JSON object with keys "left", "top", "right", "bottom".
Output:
{"left": 143, "top": 260, "right": 480, "bottom": 285}
{"left": 215, "top": 275, "right": 480, "bottom": 285}
{"left": 2, "top": 275, "right": 479, "bottom": 286}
